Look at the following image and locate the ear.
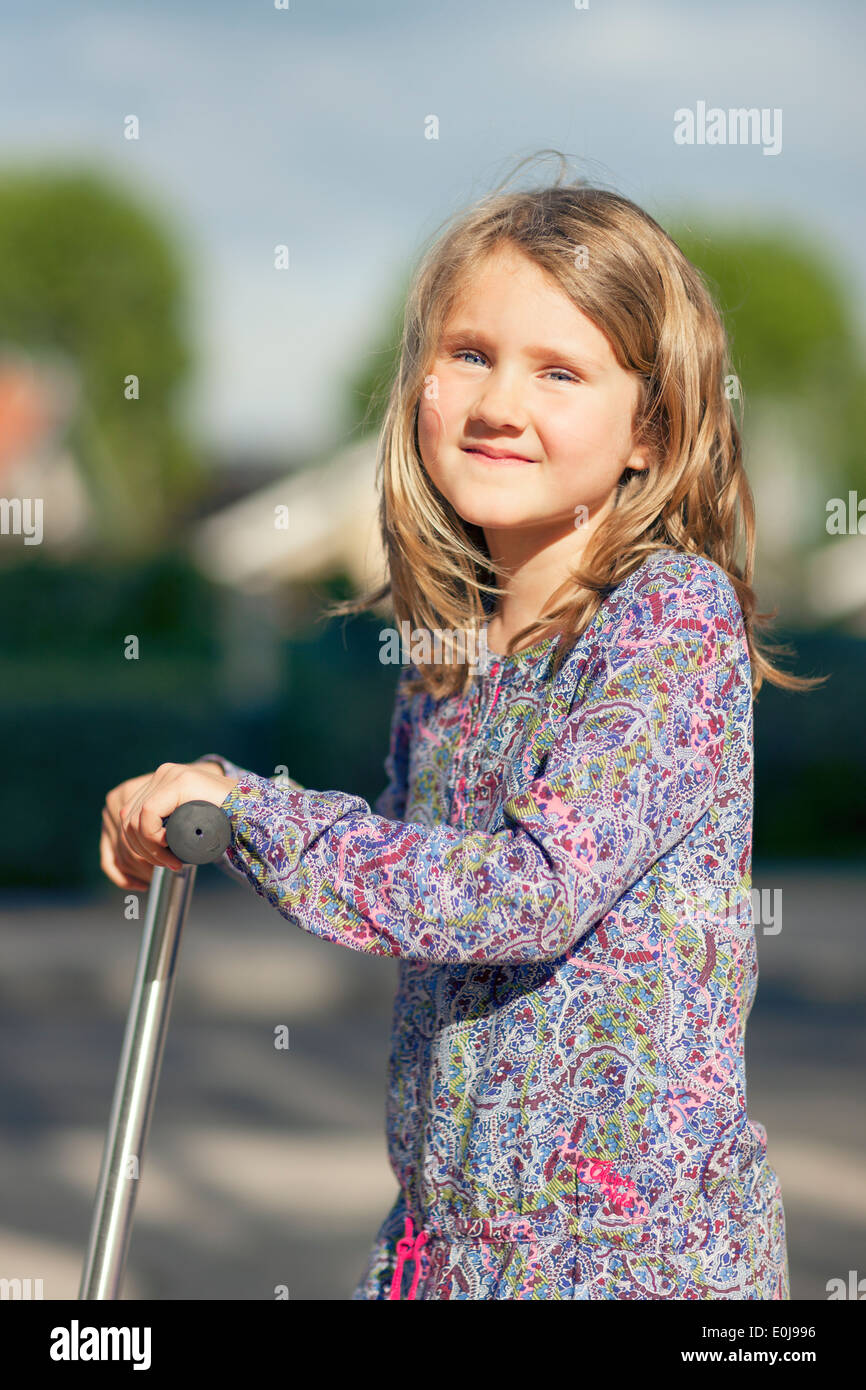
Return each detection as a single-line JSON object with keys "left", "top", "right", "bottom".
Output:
{"left": 624, "top": 443, "right": 652, "bottom": 473}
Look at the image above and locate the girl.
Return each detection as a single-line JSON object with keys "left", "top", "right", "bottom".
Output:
{"left": 103, "top": 167, "right": 821, "bottom": 1300}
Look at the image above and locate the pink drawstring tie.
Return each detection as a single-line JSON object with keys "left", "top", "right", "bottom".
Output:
{"left": 388, "top": 1215, "right": 429, "bottom": 1300}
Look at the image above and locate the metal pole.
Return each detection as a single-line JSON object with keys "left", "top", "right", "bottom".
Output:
{"left": 79, "top": 801, "right": 232, "bottom": 1300}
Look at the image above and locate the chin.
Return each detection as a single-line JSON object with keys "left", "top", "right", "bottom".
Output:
{"left": 450, "top": 501, "right": 534, "bottom": 530}
{"left": 435, "top": 482, "right": 532, "bottom": 527}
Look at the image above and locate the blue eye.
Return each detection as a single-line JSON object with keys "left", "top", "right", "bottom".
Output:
{"left": 452, "top": 350, "right": 579, "bottom": 383}
{"left": 453, "top": 349, "right": 486, "bottom": 366}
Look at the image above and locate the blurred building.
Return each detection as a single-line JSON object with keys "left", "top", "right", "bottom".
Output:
{"left": 187, "top": 435, "right": 386, "bottom": 705}
{"left": 803, "top": 534, "right": 866, "bottom": 636}
{"left": 189, "top": 435, "right": 384, "bottom": 598}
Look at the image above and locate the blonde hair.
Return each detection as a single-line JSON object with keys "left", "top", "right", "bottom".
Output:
{"left": 329, "top": 154, "right": 826, "bottom": 703}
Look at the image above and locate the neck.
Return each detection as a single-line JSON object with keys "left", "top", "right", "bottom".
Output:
{"left": 483, "top": 500, "right": 610, "bottom": 652}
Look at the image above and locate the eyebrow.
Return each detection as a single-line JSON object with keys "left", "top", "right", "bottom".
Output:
{"left": 440, "top": 326, "right": 605, "bottom": 373}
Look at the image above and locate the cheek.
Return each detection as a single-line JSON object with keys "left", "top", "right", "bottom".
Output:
{"left": 541, "top": 396, "right": 620, "bottom": 459}
{"left": 418, "top": 373, "right": 462, "bottom": 459}
{"left": 537, "top": 409, "right": 590, "bottom": 463}
{"left": 417, "top": 400, "right": 443, "bottom": 473}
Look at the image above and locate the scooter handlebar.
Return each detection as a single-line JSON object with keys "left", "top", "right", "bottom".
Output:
{"left": 162, "top": 800, "right": 233, "bottom": 865}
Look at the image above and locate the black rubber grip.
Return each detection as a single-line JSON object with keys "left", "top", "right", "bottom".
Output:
{"left": 163, "top": 801, "right": 233, "bottom": 865}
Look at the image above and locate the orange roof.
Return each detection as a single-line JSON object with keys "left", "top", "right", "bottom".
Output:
{"left": 0, "top": 364, "right": 53, "bottom": 474}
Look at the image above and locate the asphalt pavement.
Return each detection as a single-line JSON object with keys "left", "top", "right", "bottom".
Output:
{"left": 0, "top": 859, "right": 862, "bottom": 1300}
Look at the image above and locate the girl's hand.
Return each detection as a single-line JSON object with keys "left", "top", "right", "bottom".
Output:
{"left": 102, "top": 762, "right": 239, "bottom": 889}
{"left": 102, "top": 771, "right": 162, "bottom": 891}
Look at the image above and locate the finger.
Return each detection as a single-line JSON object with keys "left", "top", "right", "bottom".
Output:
{"left": 110, "top": 826, "right": 157, "bottom": 886}
{"left": 103, "top": 805, "right": 139, "bottom": 866}
{"left": 138, "top": 812, "right": 185, "bottom": 873}
{"left": 101, "top": 821, "right": 153, "bottom": 887}
{"left": 104, "top": 806, "right": 164, "bottom": 883}
{"left": 118, "top": 770, "right": 166, "bottom": 864}
{"left": 102, "top": 804, "right": 125, "bottom": 842}
{"left": 120, "top": 813, "right": 180, "bottom": 871}
{"left": 105, "top": 780, "right": 139, "bottom": 821}
{"left": 117, "top": 789, "right": 155, "bottom": 862}
{"left": 120, "top": 801, "right": 184, "bottom": 872}
{"left": 122, "top": 770, "right": 189, "bottom": 872}
{"left": 100, "top": 833, "right": 152, "bottom": 891}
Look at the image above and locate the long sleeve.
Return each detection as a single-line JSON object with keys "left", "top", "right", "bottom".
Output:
{"left": 193, "top": 677, "right": 410, "bottom": 888}
{"left": 194, "top": 686, "right": 409, "bottom": 820}
{"left": 191, "top": 754, "right": 306, "bottom": 887}
{"left": 194, "top": 752, "right": 306, "bottom": 794}
{"left": 213, "top": 565, "right": 748, "bottom": 965}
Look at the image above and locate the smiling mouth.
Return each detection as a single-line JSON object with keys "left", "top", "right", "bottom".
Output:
{"left": 462, "top": 447, "right": 539, "bottom": 465}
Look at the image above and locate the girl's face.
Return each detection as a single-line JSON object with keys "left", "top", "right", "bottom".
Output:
{"left": 417, "top": 243, "right": 650, "bottom": 557}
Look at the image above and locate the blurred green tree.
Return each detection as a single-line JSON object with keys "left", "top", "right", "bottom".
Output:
{"left": 668, "top": 219, "right": 866, "bottom": 500}
{"left": 339, "top": 263, "right": 412, "bottom": 439}
{"left": 0, "top": 165, "right": 206, "bottom": 556}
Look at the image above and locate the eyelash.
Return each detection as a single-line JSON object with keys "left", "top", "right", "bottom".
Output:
{"left": 451, "top": 348, "right": 580, "bottom": 384}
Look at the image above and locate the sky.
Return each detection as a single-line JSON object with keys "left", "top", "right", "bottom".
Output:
{"left": 0, "top": 0, "right": 864, "bottom": 460}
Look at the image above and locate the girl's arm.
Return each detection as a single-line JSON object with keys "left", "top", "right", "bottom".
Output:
{"left": 191, "top": 693, "right": 409, "bottom": 895}
{"left": 213, "top": 567, "right": 748, "bottom": 965}
{"left": 188, "top": 758, "right": 305, "bottom": 888}
{"left": 192, "top": 755, "right": 306, "bottom": 794}
{"left": 191, "top": 724, "right": 407, "bottom": 820}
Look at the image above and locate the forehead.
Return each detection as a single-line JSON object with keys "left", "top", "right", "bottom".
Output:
{"left": 449, "top": 243, "right": 564, "bottom": 304}
{"left": 442, "top": 246, "right": 618, "bottom": 368}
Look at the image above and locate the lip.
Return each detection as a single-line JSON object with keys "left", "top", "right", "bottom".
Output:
{"left": 461, "top": 446, "right": 539, "bottom": 464}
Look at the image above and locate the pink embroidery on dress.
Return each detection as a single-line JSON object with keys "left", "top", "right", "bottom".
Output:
{"left": 569, "top": 1152, "right": 649, "bottom": 1219}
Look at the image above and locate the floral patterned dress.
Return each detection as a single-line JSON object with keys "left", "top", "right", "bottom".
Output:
{"left": 198, "top": 545, "right": 790, "bottom": 1300}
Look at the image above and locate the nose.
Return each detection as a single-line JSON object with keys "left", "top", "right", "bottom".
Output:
{"left": 469, "top": 367, "right": 528, "bottom": 431}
